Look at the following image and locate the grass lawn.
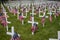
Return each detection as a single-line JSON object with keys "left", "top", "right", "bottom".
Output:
{"left": 0, "top": 3, "right": 60, "bottom": 40}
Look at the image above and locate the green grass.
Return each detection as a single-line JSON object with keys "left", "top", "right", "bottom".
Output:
{"left": 0, "top": 4, "right": 60, "bottom": 40}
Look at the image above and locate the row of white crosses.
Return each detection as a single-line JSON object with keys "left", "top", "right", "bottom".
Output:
{"left": 4, "top": 3, "right": 28, "bottom": 25}
{"left": 5, "top": 3, "right": 13, "bottom": 13}
{"left": 5, "top": 3, "right": 60, "bottom": 26}
{"left": 17, "top": 3, "right": 59, "bottom": 27}
{"left": 4, "top": 3, "right": 26, "bottom": 25}
{"left": 39, "top": 3, "right": 54, "bottom": 18}
{"left": 49, "top": 31, "right": 60, "bottom": 40}
{"left": 4, "top": 3, "right": 12, "bottom": 13}
{"left": 49, "top": 3, "right": 60, "bottom": 19}
{"left": 6, "top": 3, "right": 18, "bottom": 16}
{"left": 28, "top": 3, "right": 38, "bottom": 35}
{"left": 5, "top": 3, "right": 19, "bottom": 16}
{"left": 1, "top": 3, "right": 11, "bottom": 31}
{"left": 38, "top": 3, "right": 60, "bottom": 22}
{"left": 6, "top": 3, "right": 58, "bottom": 16}
{"left": 40, "top": 3, "right": 59, "bottom": 19}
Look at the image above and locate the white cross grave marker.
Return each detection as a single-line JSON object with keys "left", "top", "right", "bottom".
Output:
{"left": 7, "top": 26, "right": 20, "bottom": 39}
{"left": 58, "top": 7, "right": 60, "bottom": 11}
{"left": 39, "top": 7, "right": 48, "bottom": 27}
{"left": 18, "top": 12, "right": 26, "bottom": 25}
{"left": 39, "top": 8, "right": 43, "bottom": 17}
{"left": 28, "top": 16, "right": 38, "bottom": 27}
{"left": 28, "top": 15, "right": 38, "bottom": 35}
{"left": 21, "top": 7, "right": 27, "bottom": 17}
{"left": 30, "top": 3, "right": 36, "bottom": 15}
{"left": 21, "top": 12, "right": 26, "bottom": 25}
{"left": 7, "top": 26, "right": 14, "bottom": 37}
{"left": 4, "top": 12, "right": 8, "bottom": 31}
{"left": 49, "top": 31, "right": 60, "bottom": 40}
{"left": 39, "top": 7, "right": 48, "bottom": 18}
{"left": 4, "top": 12, "right": 11, "bottom": 31}
{"left": 47, "top": 10, "right": 52, "bottom": 17}
{"left": 28, "top": 3, "right": 30, "bottom": 11}
{"left": 49, "top": 38, "right": 58, "bottom": 40}
{"left": 25, "top": 7, "right": 28, "bottom": 17}
{"left": 52, "top": 6, "right": 56, "bottom": 18}
{"left": 20, "top": 7, "right": 27, "bottom": 25}
{"left": 1, "top": 4, "right": 11, "bottom": 31}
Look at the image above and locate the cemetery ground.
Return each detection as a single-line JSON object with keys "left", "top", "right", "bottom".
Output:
{"left": 0, "top": 4, "right": 60, "bottom": 40}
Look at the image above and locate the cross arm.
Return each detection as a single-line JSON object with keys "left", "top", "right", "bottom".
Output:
{"left": 23, "top": 16, "right": 26, "bottom": 18}
{"left": 34, "top": 22, "right": 38, "bottom": 24}
{"left": 28, "top": 21, "right": 32, "bottom": 23}
{"left": 7, "top": 32, "right": 13, "bottom": 36}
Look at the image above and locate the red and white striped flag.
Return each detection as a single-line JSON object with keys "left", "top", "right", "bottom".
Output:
{"left": 49, "top": 16, "right": 52, "bottom": 22}
{"left": 30, "top": 16, "right": 32, "bottom": 21}
{"left": 19, "top": 15, "right": 24, "bottom": 21}
{"left": 31, "top": 26, "right": 35, "bottom": 33}
{"left": 41, "top": 17, "right": 45, "bottom": 25}
{"left": 55, "top": 12, "right": 59, "bottom": 17}
{"left": 1, "top": 17, "right": 7, "bottom": 27}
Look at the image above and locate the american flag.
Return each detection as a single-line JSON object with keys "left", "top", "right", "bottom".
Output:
{"left": 1, "top": 17, "right": 7, "bottom": 27}
{"left": 49, "top": 16, "right": 52, "bottom": 22}
{"left": 10, "top": 32, "right": 20, "bottom": 40}
{"left": 13, "top": 8, "right": 17, "bottom": 14}
{"left": 30, "top": 14, "right": 33, "bottom": 21}
{"left": 30, "top": 16, "right": 32, "bottom": 21}
{"left": 41, "top": 17, "right": 45, "bottom": 25}
{"left": 31, "top": 26, "right": 35, "bottom": 32}
{"left": 31, "top": 23, "right": 38, "bottom": 32}
{"left": 19, "top": 13, "right": 24, "bottom": 21}
{"left": 55, "top": 13, "right": 59, "bottom": 16}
